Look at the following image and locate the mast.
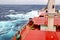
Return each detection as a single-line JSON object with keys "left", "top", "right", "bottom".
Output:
{"left": 47, "top": 0, "right": 56, "bottom": 31}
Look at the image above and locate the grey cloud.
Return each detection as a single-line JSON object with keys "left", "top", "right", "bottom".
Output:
{"left": 0, "top": 0, "right": 60, "bottom": 5}
{"left": 0, "top": 0, "right": 47, "bottom": 5}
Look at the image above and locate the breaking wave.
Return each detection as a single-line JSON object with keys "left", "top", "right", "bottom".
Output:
{"left": 0, "top": 10, "right": 39, "bottom": 40}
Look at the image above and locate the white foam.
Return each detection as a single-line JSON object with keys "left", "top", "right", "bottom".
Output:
{"left": 6, "top": 10, "right": 39, "bottom": 20}
{"left": 0, "top": 10, "right": 40, "bottom": 35}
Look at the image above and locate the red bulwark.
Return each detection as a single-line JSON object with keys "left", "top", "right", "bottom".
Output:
{"left": 12, "top": 36, "right": 16, "bottom": 40}
{"left": 54, "top": 17, "right": 60, "bottom": 26}
{"left": 32, "top": 17, "right": 47, "bottom": 25}
{"left": 32, "top": 15, "right": 60, "bottom": 26}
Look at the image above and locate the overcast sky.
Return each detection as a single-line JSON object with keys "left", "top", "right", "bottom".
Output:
{"left": 0, "top": 0, "right": 60, "bottom": 5}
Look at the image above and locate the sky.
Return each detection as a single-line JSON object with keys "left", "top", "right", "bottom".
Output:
{"left": 0, "top": 0, "right": 60, "bottom": 5}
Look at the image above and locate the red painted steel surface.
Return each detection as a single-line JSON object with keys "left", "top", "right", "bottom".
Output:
{"left": 12, "top": 36, "right": 16, "bottom": 40}
{"left": 12, "top": 30, "right": 60, "bottom": 40}
{"left": 32, "top": 14, "right": 60, "bottom": 26}
{"left": 56, "top": 32, "right": 60, "bottom": 40}
{"left": 24, "top": 30, "right": 45, "bottom": 40}
{"left": 21, "top": 25, "right": 30, "bottom": 40}
{"left": 32, "top": 17, "right": 47, "bottom": 25}
{"left": 46, "top": 31, "right": 58, "bottom": 40}
{"left": 24, "top": 30, "right": 60, "bottom": 40}
{"left": 54, "top": 17, "right": 60, "bottom": 25}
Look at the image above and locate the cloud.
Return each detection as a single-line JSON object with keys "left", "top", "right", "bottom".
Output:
{"left": 0, "top": 0, "right": 47, "bottom": 5}
{"left": 55, "top": 0, "right": 60, "bottom": 5}
{"left": 0, "top": 0, "right": 60, "bottom": 5}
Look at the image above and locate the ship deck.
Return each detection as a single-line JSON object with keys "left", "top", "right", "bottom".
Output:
{"left": 24, "top": 30, "right": 60, "bottom": 40}
{"left": 24, "top": 30, "right": 45, "bottom": 40}
{"left": 12, "top": 25, "right": 60, "bottom": 40}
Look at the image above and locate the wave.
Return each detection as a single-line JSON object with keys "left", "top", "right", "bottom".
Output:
{"left": 0, "top": 19, "right": 28, "bottom": 35}
{"left": 0, "top": 5, "right": 43, "bottom": 40}
{"left": 6, "top": 10, "right": 39, "bottom": 20}
{"left": 0, "top": 10, "right": 39, "bottom": 38}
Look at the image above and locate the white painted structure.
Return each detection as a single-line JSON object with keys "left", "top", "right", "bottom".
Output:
{"left": 47, "top": 0, "right": 56, "bottom": 31}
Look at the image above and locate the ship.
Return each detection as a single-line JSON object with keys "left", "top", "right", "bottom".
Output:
{"left": 12, "top": 0, "right": 60, "bottom": 40}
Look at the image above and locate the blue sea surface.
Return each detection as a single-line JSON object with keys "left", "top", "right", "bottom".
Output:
{"left": 0, "top": 5, "right": 60, "bottom": 40}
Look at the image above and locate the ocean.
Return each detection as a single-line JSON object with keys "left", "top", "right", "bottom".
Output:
{"left": 0, "top": 5, "right": 60, "bottom": 40}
